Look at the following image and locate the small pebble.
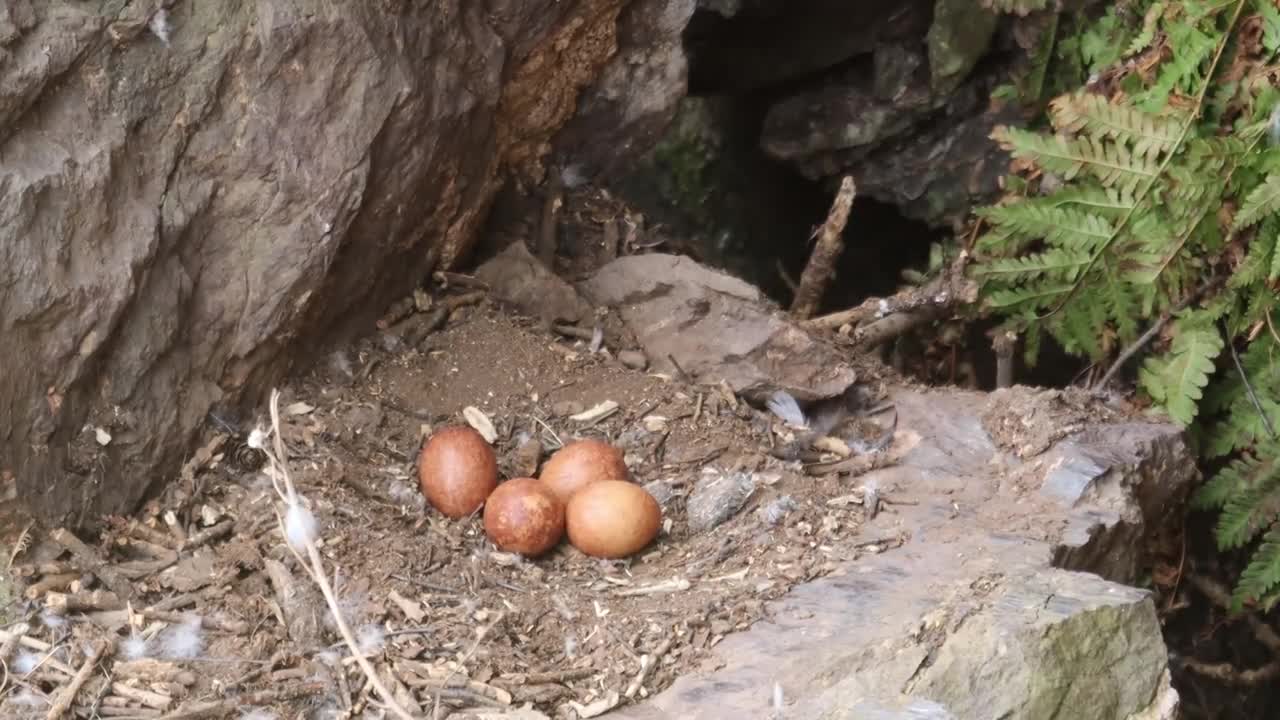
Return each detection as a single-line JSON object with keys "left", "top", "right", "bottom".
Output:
{"left": 686, "top": 470, "right": 757, "bottom": 533}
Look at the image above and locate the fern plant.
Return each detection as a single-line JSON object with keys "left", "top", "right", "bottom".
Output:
{"left": 971, "top": 0, "right": 1280, "bottom": 610}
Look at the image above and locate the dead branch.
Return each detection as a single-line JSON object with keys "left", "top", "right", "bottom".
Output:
{"left": 12, "top": 561, "right": 82, "bottom": 578}
{"left": 148, "top": 682, "right": 326, "bottom": 720}
{"left": 804, "top": 452, "right": 896, "bottom": 477}
{"left": 538, "top": 172, "right": 565, "bottom": 269}
{"left": 803, "top": 250, "right": 976, "bottom": 355}
{"left": 180, "top": 520, "right": 233, "bottom": 551}
{"left": 51, "top": 528, "right": 134, "bottom": 602}
{"left": 993, "top": 330, "right": 1016, "bottom": 389}
{"left": 1187, "top": 574, "right": 1280, "bottom": 653}
{"left": 45, "top": 589, "right": 123, "bottom": 614}
{"left": 791, "top": 176, "right": 856, "bottom": 319}
{"left": 434, "top": 271, "right": 490, "bottom": 291}
{"left": 24, "top": 572, "right": 80, "bottom": 600}
{"left": 625, "top": 636, "right": 672, "bottom": 699}
{"left": 45, "top": 637, "right": 113, "bottom": 720}
{"left": 1181, "top": 657, "right": 1280, "bottom": 685}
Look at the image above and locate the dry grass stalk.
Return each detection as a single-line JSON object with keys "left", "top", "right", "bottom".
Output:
{"left": 257, "top": 388, "right": 416, "bottom": 720}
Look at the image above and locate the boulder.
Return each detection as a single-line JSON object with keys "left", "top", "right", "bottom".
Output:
{"left": 616, "top": 387, "right": 1190, "bottom": 719}
{"left": 0, "top": 1, "right": 688, "bottom": 532}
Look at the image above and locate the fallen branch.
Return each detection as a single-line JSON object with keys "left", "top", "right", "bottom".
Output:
{"left": 51, "top": 527, "right": 134, "bottom": 602}
{"left": 803, "top": 250, "right": 976, "bottom": 353}
{"left": 791, "top": 176, "right": 856, "bottom": 320}
{"left": 46, "top": 637, "right": 113, "bottom": 720}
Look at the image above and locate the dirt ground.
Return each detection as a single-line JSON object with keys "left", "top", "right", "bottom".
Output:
{"left": 2, "top": 287, "right": 921, "bottom": 719}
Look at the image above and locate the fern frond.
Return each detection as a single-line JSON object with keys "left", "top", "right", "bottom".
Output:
{"left": 987, "top": 282, "right": 1077, "bottom": 310}
{"left": 1232, "top": 173, "right": 1280, "bottom": 231}
{"left": 978, "top": 201, "right": 1116, "bottom": 250}
{"left": 1194, "top": 452, "right": 1266, "bottom": 509}
{"left": 1125, "top": 2, "right": 1166, "bottom": 57}
{"left": 1233, "top": 524, "right": 1280, "bottom": 611}
{"left": 1138, "top": 320, "right": 1224, "bottom": 425}
{"left": 1139, "top": 19, "right": 1217, "bottom": 110}
{"left": 1217, "top": 466, "right": 1280, "bottom": 549}
{"left": 973, "top": 249, "right": 1093, "bottom": 282}
{"left": 993, "top": 126, "right": 1161, "bottom": 193}
{"left": 1049, "top": 91, "right": 1184, "bottom": 161}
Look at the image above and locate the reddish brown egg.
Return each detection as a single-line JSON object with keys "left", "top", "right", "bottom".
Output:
{"left": 483, "top": 478, "right": 566, "bottom": 557}
{"left": 539, "top": 438, "right": 629, "bottom": 504}
{"left": 418, "top": 426, "right": 498, "bottom": 518}
{"left": 565, "top": 480, "right": 661, "bottom": 559}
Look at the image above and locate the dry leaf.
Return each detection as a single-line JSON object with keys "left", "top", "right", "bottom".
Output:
{"left": 570, "top": 400, "right": 618, "bottom": 424}
{"left": 463, "top": 406, "right": 498, "bottom": 443}
{"left": 285, "top": 401, "right": 315, "bottom": 416}
{"left": 388, "top": 589, "right": 427, "bottom": 622}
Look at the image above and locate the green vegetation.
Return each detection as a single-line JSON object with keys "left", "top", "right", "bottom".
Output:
{"left": 970, "top": 0, "right": 1280, "bottom": 610}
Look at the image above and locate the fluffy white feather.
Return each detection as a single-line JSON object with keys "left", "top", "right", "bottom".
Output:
{"left": 356, "top": 624, "right": 385, "bottom": 655}
{"left": 766, "top": 391, "right": 808, "bottom": 429}
{"left": 284, "top": 501, "right": 318, "bottom": 551}
{"left": 122, "top": 632, "right": 150, "bottom": 660}
{"left": 149, "top": 9, "right": 171, "bottom": 46}
{"left": 12, "top": 651, "right": 39, "bottom": 674}
{"left": 160, "top": 616, "right": 204, "bottom": 659}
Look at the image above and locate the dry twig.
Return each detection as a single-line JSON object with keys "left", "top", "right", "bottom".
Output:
{"left": 791, "top": 176, "right": 856, "bottom": 319}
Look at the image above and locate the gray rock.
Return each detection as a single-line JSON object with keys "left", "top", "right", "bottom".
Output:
{"left": 615, "top": 388, "right": 1190, "bottom": 719}
{"left": 0, "top": 1, "right": 685, "bottom": 531}
{"left": 642, "top": 479, "right": 680, "bottom": 508}
{"left": 686, "top": 470, "right": 756, "bottom": 533}
{"left": 578, "top": 254, "right": 858, "bottom": 404}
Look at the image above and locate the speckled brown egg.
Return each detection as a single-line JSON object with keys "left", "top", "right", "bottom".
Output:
{"left": 565, "top": 480, "right": 661, "bottom": 559}
{"left": 539, "top": 438, "right": 629, "bottom": 504}
{"left": 483, "top": 478, "right": 565, "bottom": 557}
{"left": 418, "top": 426, "right": 498, "bottom": 518}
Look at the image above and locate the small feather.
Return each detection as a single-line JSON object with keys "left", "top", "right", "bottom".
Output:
{"left": 766, "top": 391, "right": 808, "bottom": 428}
{"left": 160, "top": 616, "right": 204, "bottom": 659}
{"left": 285, "top": 502, "right": 318, "bottom": 551}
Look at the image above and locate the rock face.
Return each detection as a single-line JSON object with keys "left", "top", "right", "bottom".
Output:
{"left": 616, "top": 387, "right": 1191, "bottom": 719}
{"left": 0, "top": 1, "right": 689, "bottom": 532}
{"left": 578, "top": 253, "right": 858, "bottom": 403}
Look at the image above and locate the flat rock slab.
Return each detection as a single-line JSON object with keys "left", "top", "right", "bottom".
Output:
{"left": 578, "top": 253, "right": 857, "bottom": 403}
{"left": 617, "top": 387, "right": 1187, "bottom": 720}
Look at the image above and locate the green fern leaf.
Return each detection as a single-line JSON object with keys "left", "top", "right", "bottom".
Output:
{"left": 978, "top": 201, "right": 1116, "bottom": 250}
{"left": 1049, "top": 91, "right": 1184, "bottom": 161}
{"left": 973, "top": 249, "right": 1093, "bottom": 282}
{"left": 1194, "top": 453, "right": 1263, "bottom": 510}
{"left": 1217, "top": 466, "right": 1280, "bottom": 549}
{"left": 1233, "top": 524, "right": 1280, "bottom": 611}
{"left": 992, "top": 126, "right": 1160, "bottom": 194}
{"left": 1259, "top": 1, "right": 1280, "bottom": 54}
{"left": 1125, "top": 2, "right": 1165, "bottom": 56}
{"left": 1138, "top": 321, "right": 1224, "bottom": 426}
{"left": 1233, "top": 173, "right": 1280, "bottom": 231}
{"left": 987, "top": 282, "right": 1076, "bottom": 310}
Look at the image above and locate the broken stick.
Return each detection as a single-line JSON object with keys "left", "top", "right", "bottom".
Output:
{"left": 790, "top": 176, "right": 856, "bottom": 320}
{"left": 46, "top": 637, "right": 114, "bottom": 720}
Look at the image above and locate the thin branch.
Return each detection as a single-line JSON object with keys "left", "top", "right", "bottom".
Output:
{"left": 791, "top": 176, "right": 856, "bottom": 319}
{"left": 1224, "top": 320, "right": 1277, "bottom": 440}
{"left": 1091, "top": 278, "right": 1217, "bottom": 392}
{"left": 261, "top": 391, "right": 414, "bottom": 720}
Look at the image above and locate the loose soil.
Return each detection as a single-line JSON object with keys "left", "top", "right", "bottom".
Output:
{"left": 4, "top": 301, "right": 911, "bottom": 719}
